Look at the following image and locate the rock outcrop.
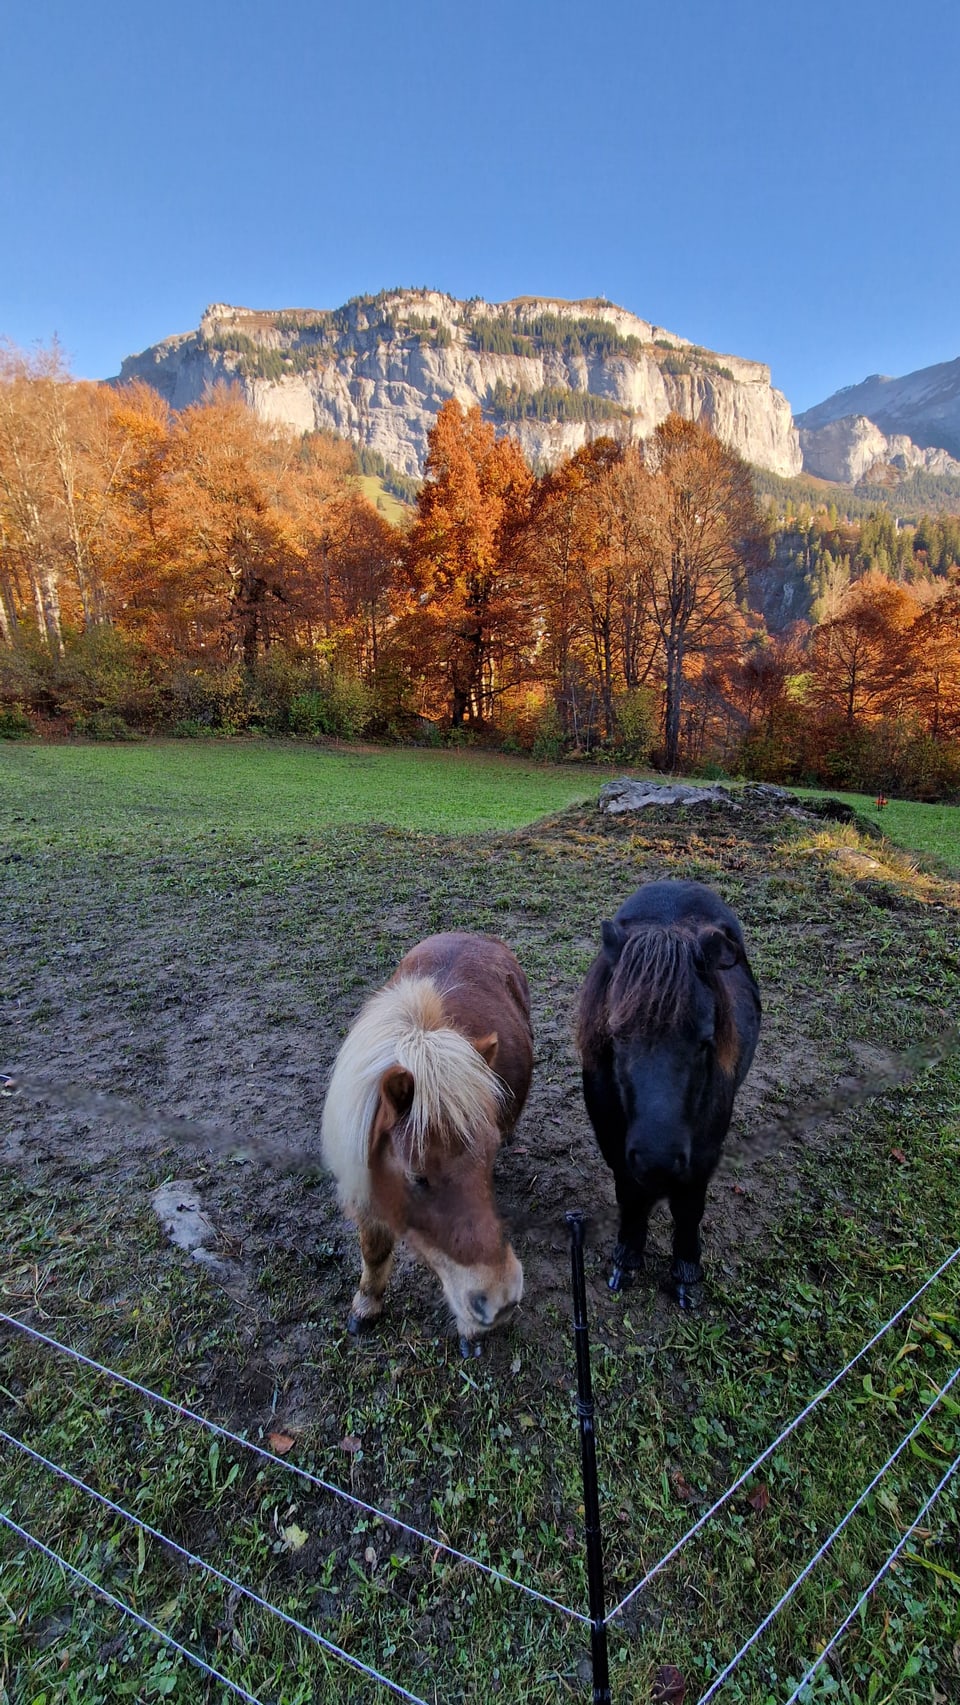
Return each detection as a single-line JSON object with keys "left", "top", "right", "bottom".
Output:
{"left": 116, "top": 290, "right": 803, "bottom": 478}
{"left": 598, "top": 778, "right": 742, "bottom": 813}
{"left": 798, "top": 355, "right": 960, "bottom": 466}
{"left": 798, "top": 414, "right": 960, "bottom": 484}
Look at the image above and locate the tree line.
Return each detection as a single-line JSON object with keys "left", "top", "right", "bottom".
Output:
{"left": 2, "top": 342, "right": 959, "bottom": 798}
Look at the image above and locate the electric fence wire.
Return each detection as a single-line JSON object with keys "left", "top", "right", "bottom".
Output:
{"left": 0, "top": 1309, "right": 589, "bottom": 1625}
{"left": 4, "top": 1244, "right": 958, "bottom": 1697}
{"left": 0, "top": 1510, "right": 266, "bottom": 1705}
{"left": 695, "top": 1363, "right": 960, "bottom": 1702}
{"left": 0, "top": 1426, "right": 432, "bottom": 1705}
{"left": 781, "top": 1449, "right": 960, "bottom": 1705}
{"left": 605, "top": 1239, "right": 960, "bottom": 1623}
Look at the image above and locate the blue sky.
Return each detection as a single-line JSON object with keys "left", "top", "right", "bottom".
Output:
{"left": 3, "top": 0, "right": 958, "bottom": 414}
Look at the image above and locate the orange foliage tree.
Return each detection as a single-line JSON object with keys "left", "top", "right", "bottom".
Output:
{"left": 629, "top": 416, "right": 768, "bottom": 770}
{"left": 911, "top": 575, "right": 960, "bottom": 741}
{"left": 808, "top": 571, "right": 919, "bottom": 727}
{"left": 404, "top": 401, "right": 533, "bottom": 726}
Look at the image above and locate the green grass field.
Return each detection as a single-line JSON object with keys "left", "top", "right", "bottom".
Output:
{"left": 2, "top": 742, "right": 959, "bottom": 870}
{"left": 0, "top": 740, "right": 596, "bottom": 845}
{"left": 793, "top": 787, "right": 960, "bottom": 873}
{"left": 354, "top": 474, "right": 411, "bottom": 527}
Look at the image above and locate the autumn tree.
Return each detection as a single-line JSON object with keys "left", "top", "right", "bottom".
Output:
{"left": 630, "top": 415, "right": 768, "bottom": 769}
{"left": 524, "top": 438, "right": 624, "bottom": 743}
{"left": 320, "top": 492, "right": 400, "bottom": 677}
{"left": 0, "top": 342, "right": 66, "bottom": 650}
{"left": 809, "top": 571, "right": 918, "bottom": 727}
{"left": 160, "top": 387, "right": 316, "bottom": 667}
{"left": 405, "top": 401, "right": 533, "bottom": 725}
{"left": 899, "top": 574, "right": 960, "bottom": 740}
{"left": 100, "top": 382, "right": 179, "bottom": 646}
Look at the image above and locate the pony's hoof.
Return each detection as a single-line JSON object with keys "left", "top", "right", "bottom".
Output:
{"left": 609, "top": 1247, "right": 643, "bottom": 1292}
{"left": 347, "top": 1312, "right": 376, "bottom": 1337}
{"left": 671, "top": 1261, "right": 703, "bottom": 1310}
{"left": 459, "top": 1335, "right": 483, "bottom": 1359}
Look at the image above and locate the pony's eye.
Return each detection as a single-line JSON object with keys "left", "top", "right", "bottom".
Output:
{"left": 413, "top": 1174, "right": 431, "bottom": 1192}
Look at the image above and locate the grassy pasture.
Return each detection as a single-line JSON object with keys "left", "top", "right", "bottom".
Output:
{"left": 0, "top": 740, "right": 595, "bottom": 845}
{"left": 792, "top": 788, "right": 960, "bottom": 875}
{"left": 353, "top": 475, "right": 411, "bottom": 528}
{"left": 1, "top": 746, "right": 959, "bottom": 1703}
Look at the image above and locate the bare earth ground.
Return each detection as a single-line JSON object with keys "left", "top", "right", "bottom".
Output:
{"left": 2, "top": 788, "right": 959, "bottom": 1701}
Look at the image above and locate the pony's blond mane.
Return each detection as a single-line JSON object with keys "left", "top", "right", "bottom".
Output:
{"left": 321, "top": 974, "right": 507, "bottom": 1214}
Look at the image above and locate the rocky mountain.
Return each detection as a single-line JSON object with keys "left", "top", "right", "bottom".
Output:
{"left": 797, "top": 356, "right": 960, "bottom": 477}
{"left": 116, "top": 290, "right": 803, "bottom": 479}
{"left": 797, "top": 414, "right": 960, "bottom": 485}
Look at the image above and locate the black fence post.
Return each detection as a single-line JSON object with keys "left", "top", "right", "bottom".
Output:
{"left": 566, "top": 1210, "right": 612, "bottom": 1705}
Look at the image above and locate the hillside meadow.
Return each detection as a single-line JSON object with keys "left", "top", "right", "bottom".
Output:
{"left": 1, "top": 742, "right": 959, "bottom": 1703}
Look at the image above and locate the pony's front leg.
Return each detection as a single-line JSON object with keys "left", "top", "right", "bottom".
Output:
{"left": 610, "top": 1175, "right": 654, "bottom": 1293}
{"left": 668, "top": 1181, "right": 708, "bottom": 1309}
{"left": 347, "top": 1220, "right": 396, "bottom": 1335}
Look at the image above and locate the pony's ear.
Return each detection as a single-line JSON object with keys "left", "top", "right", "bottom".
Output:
{"left": 700, "top": 925, "right": 739, "bottom": 972}
{"left": 601, "top": 920, "right": 627, "bottom": 964}
{"left": 378, "top": 1066, "right": 415, "bottom": 1126}
{"left": 473, "top": 1031, "right": 499, "bottom": 1070}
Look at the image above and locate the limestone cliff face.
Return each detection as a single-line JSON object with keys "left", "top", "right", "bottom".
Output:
{"left": 798, "top": 356, "right": 960, "bottom": 464}
{"left": 798, "top": 414, "right": 960, "bottom": 484}
{"left": 116, "top": 290, "right": 803, "bottom": 478}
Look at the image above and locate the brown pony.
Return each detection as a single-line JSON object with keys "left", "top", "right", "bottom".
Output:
{"left": 321, "top": 933, "right": 533, "bottom": 1353}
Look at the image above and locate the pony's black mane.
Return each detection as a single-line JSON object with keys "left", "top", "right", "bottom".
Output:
{"left": 577, "top": 923, "right": 737, "bottom": 1071}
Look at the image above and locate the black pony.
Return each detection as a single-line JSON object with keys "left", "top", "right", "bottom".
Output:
{"left": 577, "top": 880, "right": 761, "bottom": 1306}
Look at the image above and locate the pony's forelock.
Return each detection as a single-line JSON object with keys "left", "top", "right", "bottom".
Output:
{"left": 321, "top": 975, "right": 507, "bottom": 1213}
{"left": 578, "top": 924, "right": 739, "bottom": 1073}
{"left": 607, "top": 929, "right": 697, "bottom": 1038}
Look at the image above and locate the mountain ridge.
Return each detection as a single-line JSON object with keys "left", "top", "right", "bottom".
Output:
{"left": 116, "top": 289, "right": 803, "bottom": 479}
{"left": 797, "top": 354, "right": 960, "bottom": 468}
{"left": 115, "top": 291, "right": 960, "bottom": 498}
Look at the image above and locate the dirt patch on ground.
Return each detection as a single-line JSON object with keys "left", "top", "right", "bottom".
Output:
{"left": 2, "top": 791, "right": 956, "bottom": 1433}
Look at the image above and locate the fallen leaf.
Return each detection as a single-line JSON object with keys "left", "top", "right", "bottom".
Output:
{"left": 280, "top": 1523, "right": 308, "bottom": 1553}
{"left": 671, "top": 1470, "right": 696, "bottom": 1503}
{"left": 890, "top": 1147, "right": 907, "bottom": 1164}
{"left": 340, "top": 1434, "right": 362, "bottom": 1453}
{"left": 268, "top": 1432, "right": 295, "bottom": 1455}
{"left": 747, "top": 1483, "right": 770, "bottom": 1514}
{"left": 652, "top": 1664, "right": 686, "bottom": 1703}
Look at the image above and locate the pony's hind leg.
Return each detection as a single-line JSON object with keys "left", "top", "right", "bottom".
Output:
{"left": 347, "top": 1220, "right": 396, "bottom": 1335}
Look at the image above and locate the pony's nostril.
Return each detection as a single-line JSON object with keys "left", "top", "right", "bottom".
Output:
{"left": 469, "top": 1291, "right": 489, "bottom": 1322}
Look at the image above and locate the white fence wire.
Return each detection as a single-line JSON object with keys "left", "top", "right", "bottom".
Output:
{"left": 0, "top": 1509, "right": 267, "bottom": 1705}
{"left": 0, "top": 1308, "right": 587, "bottom": 1626}
{"left": 0, "top": 1425, "right": 431, "bottom": 1705}
{"left": 695, "top": 1365, "right": 960, "bottom": 1702}
{"left": 605, "top": 1238, "right": 960, "bottom": 1623}
{"left": 2, "top": 1236, "right": 958, "bottom": 1702}
{"left": 782, "top": 1450, "right": 960, "bottom": 1705}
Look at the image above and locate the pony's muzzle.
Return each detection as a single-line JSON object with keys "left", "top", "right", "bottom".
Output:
{"left": 467, "top": 1289, "right": 520, "bottom": 1328}
{"left": 434, "top": 1245, "right": 524, "bottom": 1338}
{"left": 627, "top": 1142, "right": 692, "bottom": 1184}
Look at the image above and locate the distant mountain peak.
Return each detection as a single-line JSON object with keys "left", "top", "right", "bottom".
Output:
{"left": 798, "top": 356, "right": 960, "bottom": 463}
